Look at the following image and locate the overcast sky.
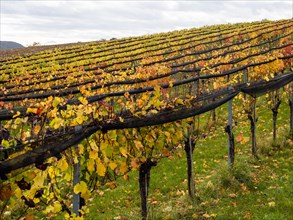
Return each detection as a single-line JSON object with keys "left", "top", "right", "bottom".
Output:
{"left": 0, "top": 0, "right": 292, "bottom": 46}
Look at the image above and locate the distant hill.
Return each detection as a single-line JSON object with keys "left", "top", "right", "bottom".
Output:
{"left": 0, "top": 41, "right": 24, "bottom": 50}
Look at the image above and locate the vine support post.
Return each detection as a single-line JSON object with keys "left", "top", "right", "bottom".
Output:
{"left": 225, "top": 92, "right": 235, "bottom": 169}
{"left": 139, "top": 159, "right": 156, "bottom": 220}
{"left": 184, "top": 126, "right": 196, "bottom": 199}
{"left": 73, "top": 126, "right": 82, "bottom": 216}
{"left": 250, "top": 98, "right": 258, "bottom": 159}
{"left": 272, "top": 90, "right": 281, "bottom": 142}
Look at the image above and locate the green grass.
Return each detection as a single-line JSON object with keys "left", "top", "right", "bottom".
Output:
{"left": 83, "top": 98, "right": 293, "bottom": 220}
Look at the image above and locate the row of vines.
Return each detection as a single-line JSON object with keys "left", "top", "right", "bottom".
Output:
{"left": 0, "top": 18, "right": 292, "bottom": 219}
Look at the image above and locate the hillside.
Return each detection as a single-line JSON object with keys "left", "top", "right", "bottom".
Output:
{"left": 0, "top": 41, "right": 24, "bottom": 50}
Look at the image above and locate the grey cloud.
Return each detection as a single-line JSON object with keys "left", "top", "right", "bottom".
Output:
{"left": 1, "top": 1, "right": 292, "bottom": 46}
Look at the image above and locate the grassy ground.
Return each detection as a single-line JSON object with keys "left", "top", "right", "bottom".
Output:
{"left": 84, "top": 98, "right": 293, "bottom": 220}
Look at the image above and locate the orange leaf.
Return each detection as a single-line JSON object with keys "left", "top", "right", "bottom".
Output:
{"left": 25, "top": 215, "right": 34, "bottom": 220}
{"left": 106, "top": 181, "right": 116, "bottom": 189}
{"left": 123, "top": 174, "right": 129, "bottom": 181}
{"left": 131, "top": 158, "right": 139, "bottom": 170}
{"left": 236, "top": 132, "right": 243, "bottom": 143}
{"left": 162, "top": 148, "right": 171, "bottom": 157}
{"left": 244, "top": 212, "right": 251, "bottom": 219}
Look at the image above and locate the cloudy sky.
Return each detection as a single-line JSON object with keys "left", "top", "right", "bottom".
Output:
{"left": 0, "top": 0, "right": 292, "bottom": 46}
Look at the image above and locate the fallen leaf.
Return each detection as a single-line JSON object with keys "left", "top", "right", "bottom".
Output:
{"left": 203, "top": 213, "right": 210, "bottom": 219}
{"left": 244, "top": 212, "right": 251, "bottom": 219}
{"left": 268, "top": 201, "right": 275, "bottom": 207}
{"left": 229, "top": 193, "right": 237, "bottom": 198}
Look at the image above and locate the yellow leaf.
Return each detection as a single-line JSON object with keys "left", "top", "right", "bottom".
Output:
{"left": 175, "top": 130, "right": 183, "bottom": 139}
{"left": 119, "top": 147, "right": 128, "bottom": 157}
{"left": 27, "top": 108, "right": 38, "bottom": 114}
{"left": 14, "top": 117, "right": 22, "bottom": 125}
{"left": 12, "top": 111, "right": 21, "bottom": 118}
{"left": 268, "top": 201, "right": 275, "bottom": 207}
{"left": 108, "top": 161, "right": 117, "bottom": 170}
{"left": 64, "top": 172, "right": 71, "bottom": 181}
{"left": 134, "top": 140, "right": 143, "bottom": 150}
{"left": 78, "top": 97, "right": 88, "bottom": 105}
{"left": 96, "top": 162, "right": 106, "bottom": 177}
{"left": 87, "top": 159, "right": 95, "bottom": 172}
{"left": 145, "top": 134, "right": 154, "bottom": 144}
{"left": 175, "top": 98, "right": 184, "bottom": 105}
{"left": 74, "top": 182, "right": 83, "bottom": 194}
{"left": 52, "top": 97, "right": 61, "bottom": 108}
{"left": 49, "top": 117, "right": 63, "bottom": 129}
{"left": 33, "top": 172, "right": 45, "bottom": 188}
{"left": 241, "top": 137, "right": 250, "bottom": 144}
{"left": 32, "top": 125, "right": 41, "bottom": 135}
{"left": 78, "top": 144, "right": 84, "bottom": 155}
{"left": 100, "top": 142, "right": 107, "bottom": 151}
{"left": 64, "top": 213, "right": 70, "bottom": 220}
{"left": 107, "top": 130, "right": 117, "bottom": 141}
{"left": 119, "top": 162, "right": 128, "bottom": 174}
{"left": 44, "top": 201, "right": 62, "bottom": 214}
{"left": 81, "top": 190, "right": 91, "bottom": 200}
{"left": 22, "top": 131, "right": 31, "bottom": 141}
{"left": 210, "top": 213, "right": 217, "bottom": 218}
{"left": 137, "top": 99, "right": 144, "bottom": 108}
{"left": 1, "top": 140, "right": 10, "bottom": 148}
{"left": 59, "top": 159, "right": 68, "bottom": 172}
{"left": 73, "top": 181, "right": 91, "bottom": 200}
{"left": 76, "top": 116, "right": 83, "bottom": 125}
{"left": 89, "top": 150, "right": 98, "bottom": 159}
{"left": 51, "top": 201, "right": 62, "bottom": 213}
{"left": 14, "top": 187, "right": 22, "bottom": 199}
{"left": 33, "top": 198, "right": 40, "bottom": 204}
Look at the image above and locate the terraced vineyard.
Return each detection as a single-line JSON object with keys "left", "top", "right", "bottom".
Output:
{"left": 0, "top": 19, "right": 292, "bottom": 219}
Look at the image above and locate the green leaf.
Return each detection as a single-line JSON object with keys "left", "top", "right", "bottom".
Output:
{"left": 52, "top": 97, "right": 61, "bottom": 108}
{"left": 107, "top": 130, "right": 117, "bottom": 141}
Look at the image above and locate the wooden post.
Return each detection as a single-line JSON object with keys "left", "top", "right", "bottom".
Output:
{"left": 139, "top": 166, "right": 148, "bottom": 220}
{"left": 139, "top": 159, "right": 156, "bottom": 220}
{"left": 73, "top": 126, "right": 82, "bottom": 216}
{"left": 251, "top": 98, "right": 258, "bottom": 158}
{"left": 184, "top": 127, "right": 196, "bottom": 199}
{"left": 225, "top": 90, "right": 234, "bottom": 168}
{"left": 271, "top": 91, "right": 281, "bottom": 142}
